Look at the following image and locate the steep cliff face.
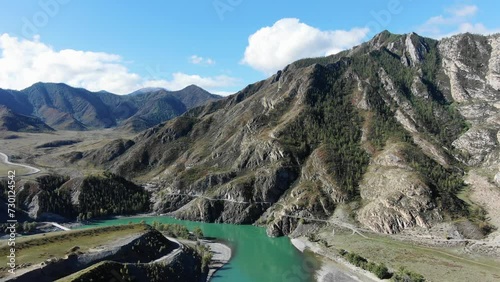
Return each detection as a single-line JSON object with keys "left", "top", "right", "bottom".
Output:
{"left": 78, "top": 31, "right": 499, "bottom": 237}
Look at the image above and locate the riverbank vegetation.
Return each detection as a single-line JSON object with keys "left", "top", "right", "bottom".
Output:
{"left": 0, "top": 221, "right": 37, "bottom": 234}
{"left": 150, "top": 221, "right": 205, "bottom": 240}
{"left": 392, "top": 267, "right": 425, "bottom": 282}
{"left": 338, "top": 249, "right": 391, "bottom": 279}
{"left": 339, "top": 248, "right": 426, "bottom": 281}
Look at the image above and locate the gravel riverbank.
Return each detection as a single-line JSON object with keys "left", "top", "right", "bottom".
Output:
{"left": 291, "top": 237, "right": 380, "bottom": 282}
{"left": 200, "top": 239, "right": 232, "bottom": 281}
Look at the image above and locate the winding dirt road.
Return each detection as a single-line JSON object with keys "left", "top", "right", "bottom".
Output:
{"left": 0, "top": 151, "right": 40, "bottom": 176}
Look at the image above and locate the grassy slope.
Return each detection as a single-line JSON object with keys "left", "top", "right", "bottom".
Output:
{"left": 0, "top": 165, "right": 31, "bottom": 177}
{"left": 0, "top": 224, "right": 148, "bottom": 276}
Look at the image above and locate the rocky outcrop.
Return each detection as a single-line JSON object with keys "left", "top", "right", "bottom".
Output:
{"left": 494, "top": 171, "right": 500, "bottom": 187}
{"left": 452, "top": 127, "right": 498, "bottom": 166}
{"left": 357, "top": 143, "right": 440, "bottom": 234}
{"left": 265, "top": 146, "right": 350, "bottom": 237}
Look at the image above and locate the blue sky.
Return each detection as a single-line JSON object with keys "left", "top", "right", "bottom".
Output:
{"left": 0, "top": 0, "right": 499, "bottom": 95}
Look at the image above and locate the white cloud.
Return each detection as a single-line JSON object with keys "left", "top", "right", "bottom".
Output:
{"left": 241, "top": 18, "right": 369, "bottom": 74}
{"left": 447, "top": 5, "right": 478, "bottom": 17}
{"left": 0, "top": 34, "right": 236, "bottom": 95}
{"left": 189, "top": 55, "right": 215, "bottom": 65}
{"left": 417, "top": 5, "right": 499, "bottom": 38}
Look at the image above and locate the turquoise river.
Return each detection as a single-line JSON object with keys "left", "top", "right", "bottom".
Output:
{"left": 82, "top": 216, "right": 320, "bottom": 282}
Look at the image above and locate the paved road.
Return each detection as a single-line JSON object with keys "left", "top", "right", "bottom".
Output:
{"left": 0, "top": 151, "right": 40, "bottom": 176}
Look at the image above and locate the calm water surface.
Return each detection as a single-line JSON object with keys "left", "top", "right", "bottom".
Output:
{"left": 81, "top": 216, "right": 320, "bottom": 282}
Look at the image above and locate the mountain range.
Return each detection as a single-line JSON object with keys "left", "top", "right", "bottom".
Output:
{"left": 0, "top": 83, "right": 221, "bottom": 132}
{"left": 64, "top": 30, "right": 500, "bottom": 240}
{"left": 3, "top": 31, "right": 500, "bottom": 244}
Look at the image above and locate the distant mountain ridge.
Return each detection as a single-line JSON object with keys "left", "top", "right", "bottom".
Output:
{"left": 0, "top": 83, "right": 221, "bottom": 132}
{"left": 0, "top": 106, "right": 54, "bottom": 132}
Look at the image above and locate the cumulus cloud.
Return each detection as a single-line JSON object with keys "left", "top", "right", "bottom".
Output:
{"left": 241, "top": 18, "right": 369, "bottom": 74}
{"left": 189, "top": 55, "right": 215, "bottom": 65}
{"left": 0, "top": 34, "right": 237, "bottom": 95}
{"left": 417, "top": 5, "right": 499, "bottom": 38}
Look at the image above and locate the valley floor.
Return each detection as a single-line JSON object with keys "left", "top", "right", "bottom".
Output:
{"left": 0, "top": 129, "right": 136, "bottom": 179}
{"left": 293, "top": 227, "right": 500, "bottom": 282}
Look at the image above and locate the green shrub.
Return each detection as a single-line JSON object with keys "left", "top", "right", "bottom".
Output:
{"left": 151, "top": 222, "right": 190, "bottom": 239}
{"left": 340, "top": 250, "right": 392, "bottom": 279}
{"left": 392, "top": 267, "right": 425, "bottom": 282}
{"left": 193, "top": 227, "right": 204, "bottom": 239}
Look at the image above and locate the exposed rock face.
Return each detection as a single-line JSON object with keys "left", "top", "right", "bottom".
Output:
{"left": 486, "top": 36, "right": 500, "bottom": 91}
{"left": 265, "top": 146, "right": 348, "bottom": 236}
{"left": 75, "top": 31, "right": 499, "bottom": 237}
{"left": 403, "top": 32, "right": 428, "bottom": 66}
{"left": 494, "top": 172, "right": 500, "bottom": 187}
{"left": 357, "top": 143, "right": 440, "bottom": 234}
{"left": 440, "top": 33, "right": 500, "bottom": 197}
{"left": 452, "top": 127, "right": 497, "bottom": 166}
